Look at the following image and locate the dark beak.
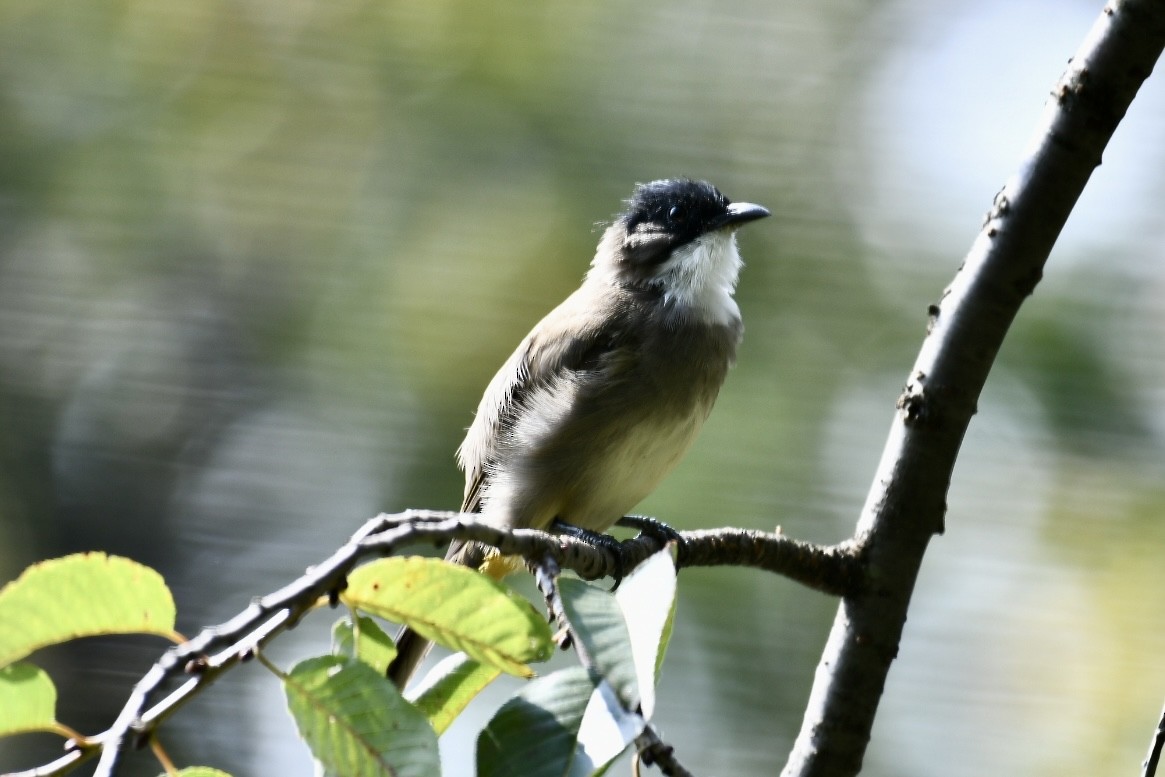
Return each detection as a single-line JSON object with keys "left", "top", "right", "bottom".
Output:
{"left": 717, "top": 202, "right": 771, "bottom": 229}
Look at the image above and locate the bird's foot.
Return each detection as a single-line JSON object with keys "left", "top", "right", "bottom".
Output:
{"left": 531, "top": 555, "right": 572, "bottom": 650}
{"left": 550, "top": 519, "right": 626, "bottom": 590}
{"left": 617, "top": 514, "right": 684, "bottom": 546}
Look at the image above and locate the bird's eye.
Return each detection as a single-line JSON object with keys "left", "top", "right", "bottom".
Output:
{"left": 667, "top": 205, "right": 680, "bottom": 221}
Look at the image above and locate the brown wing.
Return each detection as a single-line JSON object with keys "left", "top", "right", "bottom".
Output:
{"left": 448, "top": 287, "right": 637, "bottom": 563}
{"left": 395, "top": 286, "right": 644, "bottom": 687}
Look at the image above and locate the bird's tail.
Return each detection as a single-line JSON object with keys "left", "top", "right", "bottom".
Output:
{"left": 387, "top": 626, "right": 433, "bottom": 689}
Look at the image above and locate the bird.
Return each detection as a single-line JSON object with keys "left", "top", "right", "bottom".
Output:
{"left": 388, "top": 178, "right": 769, "bottom": 688}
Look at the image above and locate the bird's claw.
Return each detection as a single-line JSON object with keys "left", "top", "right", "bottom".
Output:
{"left": 551, "top": 519, "right": 626, "bottom": 588}
{"left": 617, "top": 514, "right": 684, "bottom": 546}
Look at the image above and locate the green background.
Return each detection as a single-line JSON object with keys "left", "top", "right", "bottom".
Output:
{"left": 1, "top": 0, "right": 1163, "bottom": 775}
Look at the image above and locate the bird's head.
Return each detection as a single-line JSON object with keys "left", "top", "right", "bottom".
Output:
{"left": 592, "top": 178, "right": 769, "bottom": 323}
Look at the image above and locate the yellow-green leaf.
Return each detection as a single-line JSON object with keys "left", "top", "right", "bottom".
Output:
{"left": 342, "top": 557, "right": 553, "bottom": 677}
{"left": 407, "top": 653, "right": 501, "bottom": 734}
{"left": 332, "top": 615, "right": 397, "bottom": 674}
{"left": 285, "top": 655, "right": 438, "bottom": 777}
{"left": 0, "top": 663, "right": 57, "bottom": 735}
{"left": 0, "top": 553, "right": 177, "bottom": 667}
{"left": 164, "top": 768, "right": 234, "bottom": 777}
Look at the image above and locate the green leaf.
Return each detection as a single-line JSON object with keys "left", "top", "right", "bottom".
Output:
{"left": 614, "top": 547, "right": 678, "bottom": 719}
{"left": 557, "top": 577, "right": 639, "bottom": 712}
{"left": 342, "top": 557, "right": 553, "bottom": 677}
{"left": 165, "top": 769, "right": 234, "bottom": 777}
{"left": 332, "top": 615, "right": 397, "bottom": 674}
{"left": 284, "top": 655, "right": 439, "bottom": 777}
{"left": 0, "top": 553, "right": 177, "bottom": 667}
{"left": 407, "top": 653, "right": 501, "bottom": 735}
{"left": 0, "top": 663, "right": 57, "bottom": 735}
{"left": 478, "top": 667, "right": 594, "bottom": 777}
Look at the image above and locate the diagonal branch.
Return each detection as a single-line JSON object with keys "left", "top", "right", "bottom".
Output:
{"left": 781, "top": 2, "right": 1165, "bottom": 775}
{"left": 1144, "top": 701, "right": 1165, "bottom": 777}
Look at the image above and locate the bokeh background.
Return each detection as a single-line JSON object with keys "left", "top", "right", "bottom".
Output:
{"left": 2, "top": 0, "right": 1164, "bottom": 774}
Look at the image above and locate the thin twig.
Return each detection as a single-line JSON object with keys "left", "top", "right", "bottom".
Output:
{"left": 3, "top": 749, "right": 89, "bottom": 777}
{"left": 635, "top": 725, "right": 695, "bottom": 777}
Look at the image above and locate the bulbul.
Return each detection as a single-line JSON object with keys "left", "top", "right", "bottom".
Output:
{"left": 388, "top": 178, "right": 769, "bottom": 688}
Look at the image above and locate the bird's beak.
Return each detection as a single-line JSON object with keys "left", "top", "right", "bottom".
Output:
{"left": 718, "top": 202, "right": 771, "bottom": 229}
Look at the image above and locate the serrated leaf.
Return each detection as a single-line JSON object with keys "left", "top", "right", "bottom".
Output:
{"left": 0, "top": 663, "right": 57, "bottom": 735}
{"left": 0, "top": 553, "right": 177, "bottom": 667}
{"left": 407, "top": 653, "right": 501, "bottom": 735}
{"left": 557, "top": 577, "right": 639, "bottom": 712}
{"left": 614, "top": 547, "right": 678, "bottom": 719}
{"left": 568, "top": 681, "right": 645, "bottom": 777}
{"left": 332, "top": 615, "right": 397, "bottom": 674}
{"left": 342, "top": 557, "right": 553, "bottom": 677}
{"left": 478, "top": 667, "right": 594, "bottom": 777}
{"left": 164, "top": 768, "right": 234, "bottom": 777}
{"left": 284, "top": 655, "right": 438, "bottom": 777}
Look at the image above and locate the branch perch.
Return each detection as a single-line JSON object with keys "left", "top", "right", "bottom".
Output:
{"left": 6, "top": 509, "right": 846, "bottom": 777}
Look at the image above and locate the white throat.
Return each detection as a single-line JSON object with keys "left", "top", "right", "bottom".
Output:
{"left": 656, "top": 229, "right": 743, "bottom": 326}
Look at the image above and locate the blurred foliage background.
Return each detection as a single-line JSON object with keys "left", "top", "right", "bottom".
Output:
{"left": 1, "top": 0, "right": 1164, "bottom": 775}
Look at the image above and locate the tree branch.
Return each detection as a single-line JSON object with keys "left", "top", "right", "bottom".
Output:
{"left": 675, "top": 529, "right": 861, "bottom": 597}
{"left": 635, "top": 725, "right": 695, "bottom": 777}
{"left": 781, "top": 2, "right": 1165, "bottom": 775}
{"left": 1, "top": 509, "right": 844, "bottom": 777}
{"left": 1144, "top": 701, "right": 1165, "bottom": 777}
